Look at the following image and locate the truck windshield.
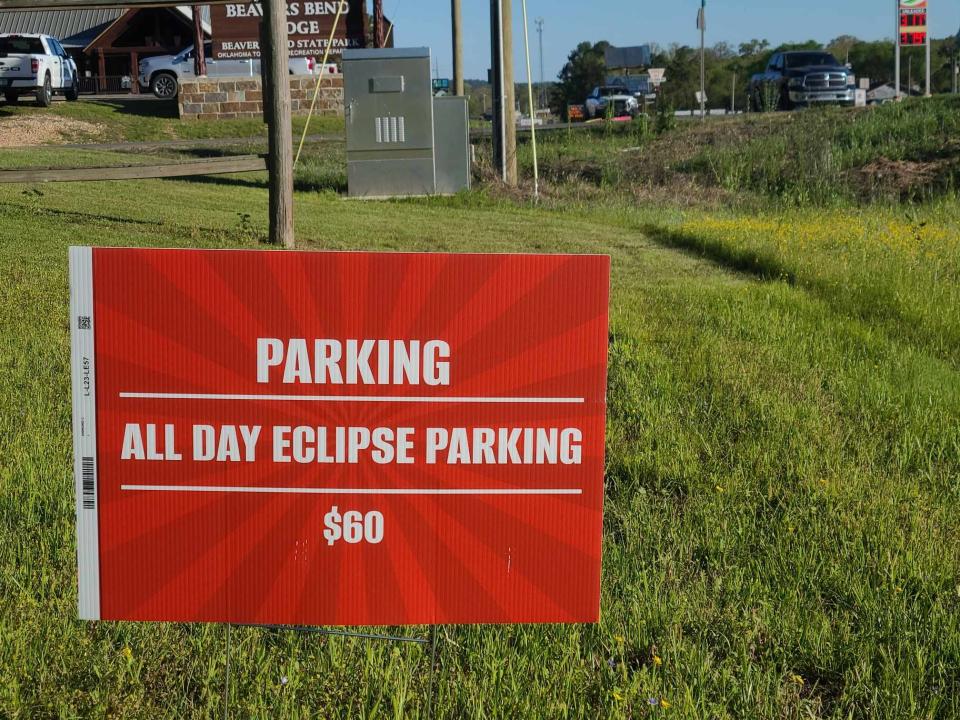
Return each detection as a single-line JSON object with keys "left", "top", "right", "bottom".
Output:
{"left": 0, "top": 37, "right": 45, "bottom": 54}
{"left": 785, "top": 53, "right": 839, "bottom": 68}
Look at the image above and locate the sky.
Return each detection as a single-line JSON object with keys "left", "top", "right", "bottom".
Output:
{"left": 383, "top": 0, "right": 960, "bottom": 81}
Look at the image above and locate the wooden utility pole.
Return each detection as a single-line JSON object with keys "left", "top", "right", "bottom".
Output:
{"left": 501, "top": 0, "right": 517, "bottom": 185}
{"left": 490, "top": 0, "right": 506, "bottom": 180}
{"left": 451, "top": 0, "right": 463, "bottom": 95}
{"left": 373, "top": 0, "right": 385, "bottom": 48}
{"left": 263, "top": 0, "right": 294, "bottom": 248}
{"left": 192, "top": 6, "right": 206, "bottom": 77}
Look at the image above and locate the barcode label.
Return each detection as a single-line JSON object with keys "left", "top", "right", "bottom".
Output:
{"left": 71, "top": 246, "right": 101, "bottom": 618}
{"left": 81, "top": 456, "right": 95, "bottom": 510}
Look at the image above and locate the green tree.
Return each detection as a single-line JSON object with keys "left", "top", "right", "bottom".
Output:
{"left": 738, "top": 39, "right": 769, "bottom": 57}
{"left": 658, "top": 45, "right": 697, "bottom": 109}
{"left": 827, "top": 35, "right": 859, "bottom": 64}
{"left": 847, "top": 40, "right": 894, "bottom": 87}
{"left": 550, "top": 40, "right": 610, "bottom": 117}
{"left": 935, "top": 36, "right": 959, "bottom": 93}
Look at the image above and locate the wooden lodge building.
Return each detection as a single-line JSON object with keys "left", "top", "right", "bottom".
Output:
{"left": 0, "top": 6, "right": 210, "bottom": 93}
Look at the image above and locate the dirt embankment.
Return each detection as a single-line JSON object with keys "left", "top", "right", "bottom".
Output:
{"left": 0, "top": 113, "right": 103, "bottom": 147}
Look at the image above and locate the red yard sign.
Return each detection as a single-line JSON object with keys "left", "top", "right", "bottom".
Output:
{"left": 69, "top": 248, "right": 610, "bottom": 626}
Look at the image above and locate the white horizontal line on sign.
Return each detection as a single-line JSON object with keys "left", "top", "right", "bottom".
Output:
{"left": 119, "top": 392, "right": 585, "bottom": 404}
{"left": 121, "top": 485, "right": 583, "bottom": 496}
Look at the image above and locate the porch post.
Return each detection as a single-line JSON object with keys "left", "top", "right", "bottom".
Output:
{"left": 130, "top": 51, "right": 139, "bottom": 93}
{"left": 97, "top": 48, "right": 106, "bottom": 92}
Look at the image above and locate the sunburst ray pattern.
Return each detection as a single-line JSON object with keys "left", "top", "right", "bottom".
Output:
{"left": 91, "top": 249, "right": 609, "bottom": 625}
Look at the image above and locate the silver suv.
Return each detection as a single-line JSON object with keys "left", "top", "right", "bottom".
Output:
{"left": 138, "top": 42, "right": 319, "bottom": 99}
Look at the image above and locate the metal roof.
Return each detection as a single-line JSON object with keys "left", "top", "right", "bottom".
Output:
{"left": 0, "top": 8, "right": 121, "bottom": 47}
{"left": 0, "top": 5, "right": 209, "bottom": 48}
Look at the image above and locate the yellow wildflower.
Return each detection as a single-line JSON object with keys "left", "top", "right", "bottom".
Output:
{"left": 660, "top": 698, "right": 671, "bottom": 708}
{"left": 653, "top": 655, "right": 663, "bottom": 666}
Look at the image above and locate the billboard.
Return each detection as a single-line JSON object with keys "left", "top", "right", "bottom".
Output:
{"left": 603, "top": 45, "right": 652, "bottom": 70}
{"left": 210, "top": 1, "right": 366, "bottom": 59}
{"left": 899, "top": 0, "right": 928, "bottom": 46}
{"left": 69, "top": 248, "right": 610, "bottom": 626}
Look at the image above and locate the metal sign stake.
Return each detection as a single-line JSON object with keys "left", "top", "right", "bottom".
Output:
{"left": 220, "top": 623, "right": 441, "bottom": 718}
{"left": 223, "top": 624, "right": 232, "bottom": 720}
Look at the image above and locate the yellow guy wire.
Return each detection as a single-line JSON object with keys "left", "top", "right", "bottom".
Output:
{"left": 521, "top": 0, "right": 539, "bottom": 198}
{"left": 383, "top": 0, "right": 398, "bottom": 46}
{"left": 294, "top": 1, "right": 345, "bottom": 168}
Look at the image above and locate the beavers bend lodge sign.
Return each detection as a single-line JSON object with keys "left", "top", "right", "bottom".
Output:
{"left": 69, "top": 248, "right": 609, "bottom": 626}
{"left": 211, "top": 2, "right": 366, "bottom": 59}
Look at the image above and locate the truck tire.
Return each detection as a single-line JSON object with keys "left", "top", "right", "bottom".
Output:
{"left": 4, "top": 92, "right": 17, "bottom": 104}
{"left": 151, "top": 72, "right": 178, "bottom": 99}
{"left": 779, "top": 84, "right": 792, "bottom": 111}
{"left": 65, "top": 77, "right": 79, "bottom": 101}
{"left": 36, "top": 74, "right": 52, "bottom": 107}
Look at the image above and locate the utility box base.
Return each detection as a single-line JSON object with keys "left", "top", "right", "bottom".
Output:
{"left": 347, "top": 154, "right": 436, "bottom": 198}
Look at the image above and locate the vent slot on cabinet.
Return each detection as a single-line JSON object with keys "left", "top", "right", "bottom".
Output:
{"left": 375, "top": 116, "right": 407, "bottom": 143}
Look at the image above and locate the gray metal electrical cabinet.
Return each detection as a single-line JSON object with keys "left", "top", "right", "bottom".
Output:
{"left": 433, "top": 96, "right": 471, "bottom": 195}
{"left": 343, "top": 47, "right": 435, "bottom": 198}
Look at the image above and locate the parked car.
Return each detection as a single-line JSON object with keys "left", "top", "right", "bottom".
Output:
{"left": 138, "top": 42, "right": 330, "bottom": 99}
{"left": 584, "top": 85, "right": 638, "bottom": 119}
{"left": 0, "top": 33, "right": 79, "bottom": 106}
{"left": 749, "top": 51, "right": 855, "bottom": 111}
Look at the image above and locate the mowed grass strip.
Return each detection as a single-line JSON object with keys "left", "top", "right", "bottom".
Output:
{"left": 0, "top": 174, "right": 958, "bottom": 718}
{"left": 0, "top": 98, "right": 345, "bottom": 145}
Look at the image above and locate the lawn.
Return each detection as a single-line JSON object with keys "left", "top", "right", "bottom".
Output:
{"left": 0, "top": 102, "right": 959, "bottom": 718}
{"left": 0, "top": 96, "right": 344, "bottom": 144}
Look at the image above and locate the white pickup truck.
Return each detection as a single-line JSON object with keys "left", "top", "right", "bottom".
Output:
{"left": 139, "top": 42, "right": 330, "bottom": 99}
{"left": 0, "top": 33, "right": 79, "bottom": 106}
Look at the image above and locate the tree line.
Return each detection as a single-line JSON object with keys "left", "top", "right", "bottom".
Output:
{"left": 550, "top": 35, "right": 960, "bottom": 115}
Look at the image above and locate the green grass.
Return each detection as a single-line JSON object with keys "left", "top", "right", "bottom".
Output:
{"left": 0, "top": 97, "right": 344, "bottom": 143}
{"left": 677, "top": 97, "right": 960, "bottom": 204}
{"left": 1, "top": 109, "right": 959, "bottom": 717}
{"left": 0, "top": 147, "right": 172, "bottom": 169}
{"left": 508, "top": 97, "right": 960, "bottom": 207}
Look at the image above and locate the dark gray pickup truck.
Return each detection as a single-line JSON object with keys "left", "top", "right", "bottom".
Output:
{"left": 749, "top": 51, "right": 855, "bottom": 111}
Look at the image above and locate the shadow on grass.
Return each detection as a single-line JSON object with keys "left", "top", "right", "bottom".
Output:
{"left": 168, "top": 173, "right": 266, "bottom": 190}
{"left": 641, "top": 222, "right": 960, "bottom": 371}
{"left": 639, "top": 223, "right": 797, "bottom": 285}
{"left": 81, "top": 97, "right": 180, "bottom": 120}
{"left": 169, "top": 170, "right": 345, "bottom": 194}
{"left": 164, "top": 145, "right": 345, "bottom": 193}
